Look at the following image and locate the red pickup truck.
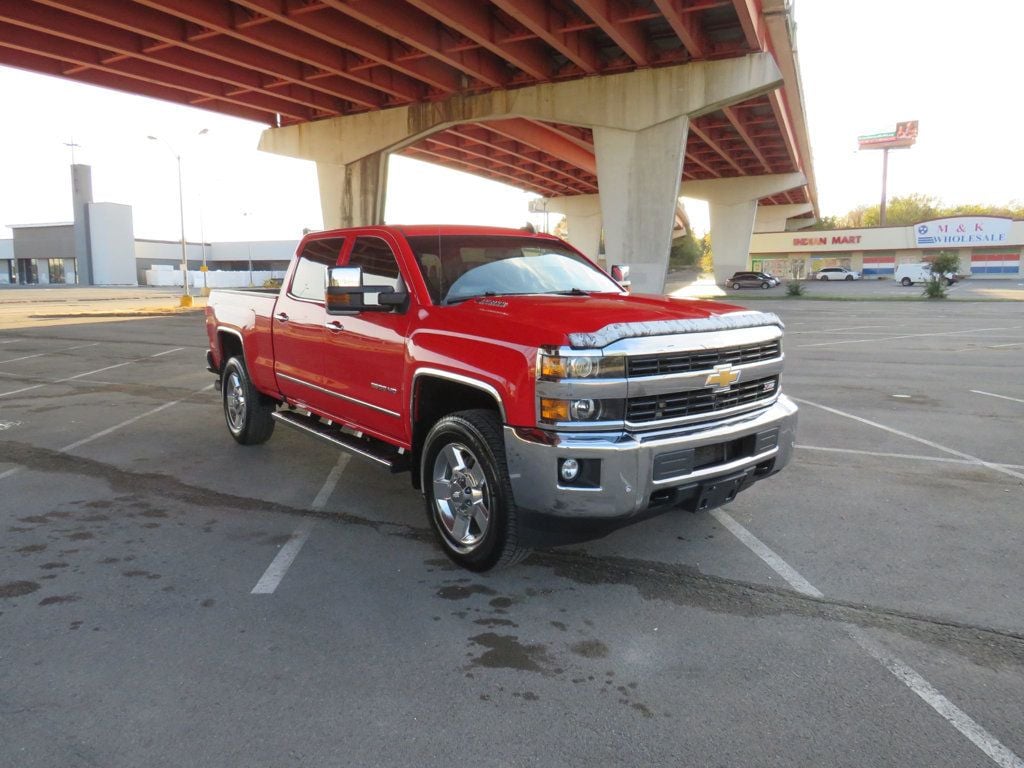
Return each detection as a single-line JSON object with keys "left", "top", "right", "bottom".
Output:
{"left": 205, "top": 225, "right": 797, "bottom": 571}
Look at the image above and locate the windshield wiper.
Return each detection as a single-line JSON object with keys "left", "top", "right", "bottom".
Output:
{"left": 546, "top": 287, "right": 593, "bottom": 296}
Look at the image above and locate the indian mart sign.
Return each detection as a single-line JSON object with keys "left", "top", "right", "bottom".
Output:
{"left": 915, "top": 217, "right": 1011, "bottom": 248}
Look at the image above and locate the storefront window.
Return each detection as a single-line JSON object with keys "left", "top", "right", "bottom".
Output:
{"left": 48, "top": 258, "right": 66, "bottom": 284}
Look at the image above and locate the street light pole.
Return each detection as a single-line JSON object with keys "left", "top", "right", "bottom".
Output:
{"left": 148, "top": 135, "right": 192, "bottom": 306}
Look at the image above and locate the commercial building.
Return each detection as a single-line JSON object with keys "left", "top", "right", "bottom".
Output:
{"left": 750, "top": 216, "right": 1022, "bottom": 279}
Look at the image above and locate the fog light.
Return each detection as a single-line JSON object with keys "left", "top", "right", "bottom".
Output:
{"left": 560, "top": 458, "right": 580, "bottom": 482}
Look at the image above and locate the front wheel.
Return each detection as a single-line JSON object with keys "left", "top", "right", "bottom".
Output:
{"left": 760, "top": 282, "right": 770, "bottom": 289}
{"left": 845, "top": 274, "right": 854, "bottom": 281}
{"left": 731, "top": 282, "right": 741, "bottom": 290}
{"left": 422, "top": 409, "right": 528, "bottom": 571}
{"left": 901, "top": 277, "right": 913, "bottom": 286}
{"left": 821, "top": 275, "right": 829, "bottom": 281}
{"left": 222, "top": 356, "right": 276, "bottom": 445}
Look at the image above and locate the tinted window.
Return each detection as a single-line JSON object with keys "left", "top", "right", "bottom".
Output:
{"left": 346, "top": 237, "right": 404, "bottom": 290}
{"left": 290, "top": 237, "right": 344, "bottom": 301}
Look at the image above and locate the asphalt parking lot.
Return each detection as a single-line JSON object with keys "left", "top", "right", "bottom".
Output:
{"left": 1, "top": 293, "right": 1022, "bottom": 767}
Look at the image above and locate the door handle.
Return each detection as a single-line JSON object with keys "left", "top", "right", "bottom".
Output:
{"left": 273, "top": 312, "right": 289, "bottom": 323}
{"left": 324, "top": 320, "right": 344, "bottom": 332}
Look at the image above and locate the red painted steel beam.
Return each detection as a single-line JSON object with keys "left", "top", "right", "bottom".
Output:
{"left": 688, "top": 121, "right": 746, "bottom": 175}
{"left": 652, "top": 0, "right": 711, "bottom": 58}
{"left": 230, "top": 0, "right": 463, "bottom": 93}
{"left": 480, "top": 118, "right": 597, "bottom": 175}
{"left": 35, "top": 0, "right": 384, "bottom": 110}
{"left": 489, "top": 0, "right": 601, "bottom": 74}
{"left": 0, "top": 19, "right": 317, "bottom": 121}
{"left": 722, "top": 105, "right": 773, "bottom": 172}
{"left": 424, "top": 132, "right": 584, "bottom": 194}
{"left": 129, "top": 0, "right": 423, "bottom": 103}
{"left": 0, "top": 45, "right": 272, "bottom": 123}
{"left": 319, "top": 0, "right": 511, "bottom": 88}
{"left": 452, "top": 124, "right": 598, "bottom": 191}
{"left": 767, "top": 88, "right": 800, "bottom": 172}
{"left": 403, "top": 145, "right": 554, "bottom": 196}
{"left": 731, "top": 0, "right": 766, "bottom": 51}
{"left": 14, "top": 0, "right": 344, "bottom": 115}
{"left": 572, "top": 0, "right": 650, "bottom": 66}
{"left": 404, "top": 0, "right": 554, "bottom": 81}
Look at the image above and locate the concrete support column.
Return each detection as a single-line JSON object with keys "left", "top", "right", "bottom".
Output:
{"left": 545, "top": 194, "right": 602, "bottom": 265}
{"left": 708, "top": 200, "right": 759, "bottom": 284}
{"left": 593, "top": 116, "right": 689, "bottom": 294}
{"left": 71, "top": 164, "right": 94, "bottom": 285}
{"left": 316, "top": 152, "right": 388, "bottom": 229}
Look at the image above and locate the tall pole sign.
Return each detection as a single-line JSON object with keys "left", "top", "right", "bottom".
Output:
{"left": 857, "top": 121, "right": 918, "bottom": 226}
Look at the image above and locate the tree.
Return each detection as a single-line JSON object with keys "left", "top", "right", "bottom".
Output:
{"left": 923, "top": 251, "right": 961, "bottom": 299}
{"left": 862, "top": 193, "right": 942, "bottom": 227}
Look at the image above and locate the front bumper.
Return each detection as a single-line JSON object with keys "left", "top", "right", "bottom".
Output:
{"left": 503, "top": 395, "right": 797, "bottom": 533}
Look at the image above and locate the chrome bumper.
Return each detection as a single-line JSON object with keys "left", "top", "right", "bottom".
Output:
{"left": 503, "top": 395, "right": 797, "bottom": 520}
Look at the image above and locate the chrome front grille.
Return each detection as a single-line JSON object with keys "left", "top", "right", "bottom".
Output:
{"left": 626, "top": 376, "right": 779, "bottom": 424}
{"left": 627, "top": 340, "right": 781, "bottom": 377}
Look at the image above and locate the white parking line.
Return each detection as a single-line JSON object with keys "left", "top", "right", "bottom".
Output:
{"left": 796, "top": 444, "right": 1024, "bottom": 470}
{"left": 0, "top": 342, "right": 99, "bottom": 364}
{"left": 0, "top": 383, "right": 215, "bottom": 483}
{"left": 0, "top": 347, "right": 184, "bottom": 397}
{"left": 711, "top": 509, "right": 1024, "bottom": 768}
{"left": 797, "top": 326, "right": 1020, "bottom": 348}
{"left": 971, "top": 390, "right": 1024, "bottom": 406}
{"left": 251, "top": 454, "right": 351, "bottom": 595}
{"left": 791, "top": 397, "right": 1024, "bottom": 482}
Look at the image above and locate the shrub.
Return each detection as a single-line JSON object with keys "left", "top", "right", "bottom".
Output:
{"left": 922, "top": 278, "right": 947, "bottom": 299}
{"left": 785, "top": 280, "right": 806, "bottom": 297}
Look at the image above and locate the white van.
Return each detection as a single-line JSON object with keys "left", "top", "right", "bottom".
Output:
{"left": 894, "top": 263, "right": 957, "bottom": 286}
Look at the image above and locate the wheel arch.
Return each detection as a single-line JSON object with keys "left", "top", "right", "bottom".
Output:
{"left": 410, "top": 369, "right": 507, "bottom": 490}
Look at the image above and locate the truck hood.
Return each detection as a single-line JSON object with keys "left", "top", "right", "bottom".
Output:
{"left": 427, "top": 292, "right": 782, "bottom": 350}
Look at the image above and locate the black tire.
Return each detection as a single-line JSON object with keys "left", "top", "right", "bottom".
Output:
{"left": 422, "top": 409, "right": 528, "bottom": 571}
{"left": 821, "top": 275, "right": 829, "bottom": 281}
{"left": 845, "top": 274, "right": 854, "bottom": 281}
{"left": 222, "top": 356, "right": 276, "bottom": 445}
{"left": 760, "top": 281, "right": 770, "bottom": 289}
{"left": 731, "top": 282, "right": 741, "bottom": 290}
{"left": 901, "top": 277, "right": 913, "bottom": 287}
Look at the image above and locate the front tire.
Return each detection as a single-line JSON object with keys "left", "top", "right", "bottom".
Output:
{"left": 845, "top": 274, "right": 854, "bottom": 281}
{"left": 760, "top": 282, "right": 770, "bottom": 289}
{"left": 731, "top": 282, "right": 741, "bottom": 290}
{"left": 422, "top": 409, "right": 528, "bottom": 571}
{"left": 222, "top": 356, "right": 276, "bottom": 445}
{"left": 901, "top": 277, "right": 913, "bottom": 286}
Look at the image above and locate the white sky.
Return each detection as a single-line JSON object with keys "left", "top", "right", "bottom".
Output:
{"left": 1, "top": 0, "right": 1021, "bottom": 242}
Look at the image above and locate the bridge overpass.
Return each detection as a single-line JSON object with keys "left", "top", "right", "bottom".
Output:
{"left": 0, "top": 0, "right": 818, "bottom": 292}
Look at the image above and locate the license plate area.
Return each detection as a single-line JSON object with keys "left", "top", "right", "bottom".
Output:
{"left": 695, "top": 473, "right": 746, "bottom": 511}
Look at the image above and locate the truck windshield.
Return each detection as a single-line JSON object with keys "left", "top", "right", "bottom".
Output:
{"left": 405, "top": 234, "right": 623, "bottom": 305}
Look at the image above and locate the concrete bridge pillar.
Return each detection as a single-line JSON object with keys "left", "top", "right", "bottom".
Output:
{"left": 316, "top": 152, "right": 387, "bottom": 229}
{"left": 682, "top": 173, "right": 806, "bottom": 284}
{"left": 593, "top": 117, "right": 689, "bottom": 294}
{"left": 544, "top": 194, "right": 602, "bottom": 265}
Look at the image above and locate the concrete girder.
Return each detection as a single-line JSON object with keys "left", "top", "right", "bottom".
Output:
{"left": 544, "top": 194, "right": 602, "bottom": 264}
{"left": 260, "top": 54, "right": 785, "bottom": 282}
{"left": 754, "top": 203, "right": 814, "bottom": 233}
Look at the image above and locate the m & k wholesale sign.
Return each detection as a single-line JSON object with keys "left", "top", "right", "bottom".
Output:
{"left": 914, "top": 217, "right": 1012, "bottom": 248}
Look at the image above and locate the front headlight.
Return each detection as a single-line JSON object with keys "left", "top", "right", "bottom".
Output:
{"left": 539, "top": 397, "right": 625, "bottom": 424}
{"left": 539, "top": 352, "right": 624, "bottom": 381}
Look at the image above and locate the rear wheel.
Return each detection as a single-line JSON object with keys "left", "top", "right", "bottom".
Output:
{"left": 222, "top": 356, "right": 276, "bottom": 445}
{"left": 901, "top": 277, "right": 913, "bottom": 286}
{"left": 845, "top": 274, "right": 854, "bottom": 281}
{"left": 821, "top": 275, "right": 829, "bottom": 281}
{"left": 422, "top": 409, "right": 528, "bottom": 571}
{"left": 731, "top": 282, "right": 741, "bottom": 290}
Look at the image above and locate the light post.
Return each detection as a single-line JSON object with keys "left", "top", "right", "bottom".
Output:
{"left": 148, "top": 134, "right": 191, "bottom": 306}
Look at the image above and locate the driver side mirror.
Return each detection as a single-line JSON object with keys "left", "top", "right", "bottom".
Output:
{"left": 610, "top": 264, "right": 631, "bottom": 291}
{"left": 326, "top": 266, "right": 408, "bottom": 314}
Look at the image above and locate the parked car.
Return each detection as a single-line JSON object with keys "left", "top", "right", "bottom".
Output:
{"left": 894, "top": 262, "right": 957, "bottom": 286}
{"left": 728, "top": 271, "right": 776, "bottom": 289}
{"left": 815, "top": 267, "right": 860, "bottom": 281}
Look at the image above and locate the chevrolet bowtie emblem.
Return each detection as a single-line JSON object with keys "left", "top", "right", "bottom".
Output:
{"left": 705, "top": 365, "right": 740, "bottom": 390}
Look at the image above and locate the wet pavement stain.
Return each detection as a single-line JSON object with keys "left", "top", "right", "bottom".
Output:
{"left": 489, "top": 597, "right": 513, "bottom": 609}
{"left": 38, "top": 562, "right": 68, "bottom": 570}
{"left": 122, "top": 570, "right": 161, "bottom": 580}
{"left": 467, "top": 632, "right": 555, "bottom": 675}
{"left": 66, "top": 532, "right": 94, "bottom": 541}
{"left": 570, "top": 640, "right": 609, "bottom": 659}
{"left": 0, "top": 580, "right": 40, "bottom": 598}
{"left": 39, "top": 594, "right": 81, "bottom": 606}
{"left": 437, "top": 584, "right": 497, "bottom": 600}
{"left": 14, "top": 544, "right": 47, "bottom": 554}
{"left": 473, "top": 617, "right": 517, "bottom": 628}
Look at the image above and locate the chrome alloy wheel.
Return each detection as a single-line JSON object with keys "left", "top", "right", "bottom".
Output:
{"left": 225, "top": 370, "right": 247, "bottom": 433}
{"left": 432, "top": 442, "right": 491, "bottom": 551}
